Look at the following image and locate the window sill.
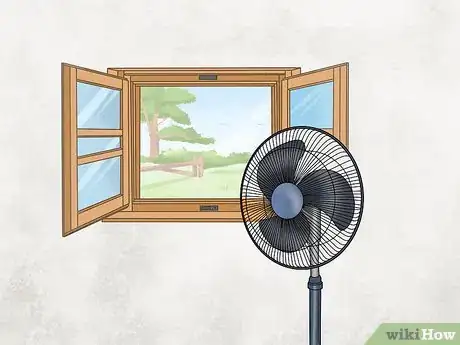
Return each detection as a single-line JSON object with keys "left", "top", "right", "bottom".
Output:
{"left": 102, "top": 211, "right": 243, "bottom": 222}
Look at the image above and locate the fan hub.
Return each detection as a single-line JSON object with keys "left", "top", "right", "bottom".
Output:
{"left": 271, "top": 183, "right": 303, "bottom": 219}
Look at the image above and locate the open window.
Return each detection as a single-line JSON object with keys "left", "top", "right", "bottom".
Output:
{"left": 281, "top": 63, "right": 348, "bottom": 145}
{"left": 61, "top": 64, "right": 130, "bottom": 236}
{"left": 61, "top": 63, "right": 348, "bottom": 235}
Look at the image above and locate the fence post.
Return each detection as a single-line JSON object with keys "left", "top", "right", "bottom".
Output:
{"left": 198, "top": 156, "right": 204, "bottom": 177}
{"left": 192, "top": 157, "right": 197, "bottom": 177}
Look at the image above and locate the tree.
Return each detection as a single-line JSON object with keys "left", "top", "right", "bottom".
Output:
{"left": 141, "top": 87, "right": 215, "bottom": 158}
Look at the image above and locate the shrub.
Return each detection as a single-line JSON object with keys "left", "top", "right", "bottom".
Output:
{"left": 141, "top": 149, "right": 251, "bottom": 169}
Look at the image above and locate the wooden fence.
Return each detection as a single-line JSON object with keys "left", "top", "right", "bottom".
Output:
{"left": 140, "top": 156, "right": 204, "bottom": 177}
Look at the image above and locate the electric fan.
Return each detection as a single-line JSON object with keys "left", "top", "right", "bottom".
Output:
{"left": 240, "top": 126, "right": 364, "bottom": 345}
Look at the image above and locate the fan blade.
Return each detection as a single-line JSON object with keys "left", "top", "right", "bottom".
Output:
{"left": 259, "top": 212, "right": 310, "bottom": 253}
{"left": 256, "top": 140, "right": 306, "bottom": 199}
{"left": 297, "top": 169, "right": 355, "bottom": 231}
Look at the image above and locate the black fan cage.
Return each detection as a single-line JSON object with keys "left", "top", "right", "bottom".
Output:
{"left": 240, "top": 126, "right": 364, "bottom": 270}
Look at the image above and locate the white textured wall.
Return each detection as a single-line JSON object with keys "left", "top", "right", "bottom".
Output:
{"left": 1, "top": 0, "right": 460, "bottom": 344}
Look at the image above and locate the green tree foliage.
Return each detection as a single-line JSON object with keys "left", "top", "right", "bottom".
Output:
{"left": 141, "top": 87, "right": 194, "bottom": 124}
{"left": 140, "top": 87, "right": 215, "bottom": 158}
{"left": 158, "top": 125, "right": 214, "bottom": 144}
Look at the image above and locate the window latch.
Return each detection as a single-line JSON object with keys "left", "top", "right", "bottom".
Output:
{"left": 198, "top": 74, "right": 218, "bottom": 81}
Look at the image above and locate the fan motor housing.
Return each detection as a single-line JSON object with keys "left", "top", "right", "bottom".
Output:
{"left": 271, "top": 183, "right": 303, "bottom": 219}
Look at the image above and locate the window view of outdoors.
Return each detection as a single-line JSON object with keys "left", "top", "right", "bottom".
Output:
{"left": 139, "top": 86, "right": 272, "bottom": 198}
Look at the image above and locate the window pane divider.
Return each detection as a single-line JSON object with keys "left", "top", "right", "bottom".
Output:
{"left": 78, "top": 148, "right": 122, "bottom": 165}
{"left": 77, "top": 129, "right": 122, "bottom": 137}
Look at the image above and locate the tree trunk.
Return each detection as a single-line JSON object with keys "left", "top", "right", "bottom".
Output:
{"left": 149, "top": 114, "right": 160, "bottom": 158}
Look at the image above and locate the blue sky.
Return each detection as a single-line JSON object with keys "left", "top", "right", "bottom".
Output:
{"left": 140, "top": 87, "right": 272, "bottom": 156}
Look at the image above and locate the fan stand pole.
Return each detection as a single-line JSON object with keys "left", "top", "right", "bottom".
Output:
{"left": 309, "top": 268, "right": 323, "bottom": 345}
{"left": 308, "top": 212, "right": 323, "bottom": 345}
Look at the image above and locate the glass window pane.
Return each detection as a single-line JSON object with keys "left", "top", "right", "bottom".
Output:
{"left": 290, "top": 81, "right": 333, "bottom": 128}
{"left": 77, "top": 82, "right": 120, "bottom": 129}
{"left": 77, "top": 137, "right": 120, "bottom": 156}
{"left": 78, "top": 156, "right": 121, "bottom": 211}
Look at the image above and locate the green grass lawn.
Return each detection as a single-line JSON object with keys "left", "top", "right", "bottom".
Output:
{"left": 140, "top": 163, "right": 246, "bottom": 198}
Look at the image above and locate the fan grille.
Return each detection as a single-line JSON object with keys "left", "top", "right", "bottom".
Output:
{"left": 240, "top": 126, "right": 364, "bottom": 270}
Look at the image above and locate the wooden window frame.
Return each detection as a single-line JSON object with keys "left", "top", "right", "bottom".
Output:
{"left": 61, "top": 64, "right": 130, "bottom": 236}
{"left": 62, "top": 63, "right": 348, "bottom": 229}
{"left": 102, "top": 67, "right": 302, "bottom": 223}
